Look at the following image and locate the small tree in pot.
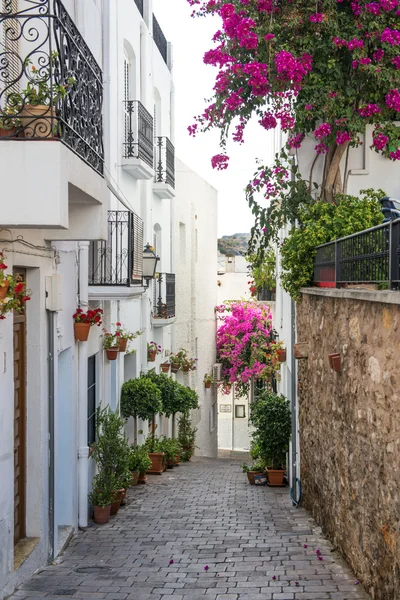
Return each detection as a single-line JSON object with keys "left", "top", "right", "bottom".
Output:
{"left": 249, "top": 390, "right": 291, "bottom": 487}
{"left": 88, "top": 472, "right": 117, "bottom": 525}
{"left": 177, "top": 413, "right": 197, "bottom": 462}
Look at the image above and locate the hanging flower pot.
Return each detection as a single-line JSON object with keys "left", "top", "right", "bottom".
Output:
{"left": 171, "top": 364, "right": 180, "bottom": 373}
{"left": 106, "top": 347, "right": 119, "bottom": 361}
{"left": 0, "top": 281, "right": 9, "bottom": 300}
{"left": 277, "top": 349, "right": 287, "bottom": 363}
{"left": 205, "top": 381, "right": 211, "bottom": 389}
{"left": 148, "top": 350, "right": 156, "bottom": 362}
{"left": 118, "top": 337, "right": 128, "bottom": 353}
{"left": 74, "top": 322, "right": 91, "bottom": 342}
{"left": 182, "top": 366, "right": 190, "bottom": 373}
{"left": 161, "top": 363, "right": 170, "bottom": 373}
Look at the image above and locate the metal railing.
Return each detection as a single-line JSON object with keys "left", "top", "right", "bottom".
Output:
{"left": 123, "top": 100, "right": 154, "bottom": 168}
{"left": 0, "top": 0, "right": 104, "bottom": 175}
{"left": 154, "top": 136, "right": 175, "bottom": 188}
{"left": 313, "top": 219, "right": 400, "bottom": 288}
{"left": 153, "top": 273, "right": 176, "bottom": 319}
{"left": 134, "top": 0, "right": 144, "bottom": 17}
{"left": 89, "top": 210, "right": 144, "bottom": 286}
{"left": 153, "top": 14, "right": 168, "bottom": 65}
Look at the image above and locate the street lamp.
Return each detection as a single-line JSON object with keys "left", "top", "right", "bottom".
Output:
{"left": 142, "top": 243, "right": 159, "bottom": 287}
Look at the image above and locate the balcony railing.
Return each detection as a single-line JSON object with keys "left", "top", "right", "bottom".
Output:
{"left": 153, "top": 273, "right": 176, "bottom": 319}
{"left": 154, "top": 136, "right": 175, "bottom": 188}
{"left": 123, "top": 100, "right": 154, "bottom": 168}
{"left": 0, "top": 0, "right": 104, "bottom": 175}
{"left": 153, "top": 14, "right": 168, "bottom": 65}
{"left": 134, "top": 0, "right": 144, "bottom": 17}
{"left": 313, "top": 219, "right": 400, "bottom": 289}
{"left": 89, "top": 210, "right": 144, "bottom": 286}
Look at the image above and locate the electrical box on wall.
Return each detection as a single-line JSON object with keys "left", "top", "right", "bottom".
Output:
{"left": 46, "top": 274, "right": 63, "bottom": 312}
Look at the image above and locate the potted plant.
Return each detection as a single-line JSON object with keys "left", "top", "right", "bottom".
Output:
{"left": 160, "top": 362, "right": 170, "bottom": 373}
{"left": 157, "top": 436, "right": 181, "bottom": 468}
{"left": 169, "top": 352, "right": 181, "bottom": 373}
{"left": 0, "top": 104, "right": 21, "bottom": 137}
{"left": 169, "top": 348, "right": 197, "bottom": 373}
{"left": 73, "top": 307, "right": 103, "bottom": 341}
{"left": 88, "top": 473, "right": 116, "bottom": 525}
{"left": 203, "top": 373, "right": 214, "bottom": 389}
{"left": 147, "top": 341, "right": 162, "bottom": 362}
{"left": 0, "top": 255, "right": 31, "bottom": 319}
{"left": 115, "top": 322, "right": 142, "bottom": 353}
{"left": 178, "top": 413, "right": 197, "bottom": 462}
{"left": 277, "top": 348, "right": 287, "bottom": 363}
{"left": 103, "top": 331, "right": 119, "bottom": 360}
{"left": 241, "top": 460, "right": 267, "bottom": 485}
{"left": 249, "top": 391, "right": 291, "bottom": 487}
{"left": 129, "top": 445, "right": 151, "bottom": 485}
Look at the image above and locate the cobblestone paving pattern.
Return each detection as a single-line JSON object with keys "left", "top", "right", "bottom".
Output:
{"left": 8, "top": 458, "right": 370, "bottom": 600}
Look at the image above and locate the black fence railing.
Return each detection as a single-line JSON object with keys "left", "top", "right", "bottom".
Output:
{"left": 0, "top": 0, "right": 104, "bottom": 175}
{"left": 153, "top": 273, "right": 176, "bottom": 319}
{"left": 153, "top": 14, "right": 168, "bottom": 65}
{"left": 134, "top": 0, "right": 144, "bottom": 17}
{"left": 123, "top": 100, "right": 153, "bottom": 168}
{"left": 89, "top": 211, "right": 144, "bottom": 286}
{"left": 154, "top": 136, "right": 175, "bottom": 188}
{"left": 313, "top": 219, "right": 400, "bottom": 289}
{"left": 257, "top": 287, "right": 276, "bottom": 301}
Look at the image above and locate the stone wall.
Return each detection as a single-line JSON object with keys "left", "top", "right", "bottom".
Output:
{"left": 297, "top": 289, "right": 400, "bottom": 600}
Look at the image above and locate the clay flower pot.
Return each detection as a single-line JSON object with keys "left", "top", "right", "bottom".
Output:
{"left": 204, "top": 381, "right": 211, "bottom": 389}
{"left": 247, "top": 471, "right": 264, "bottom": 485}
{"left": 174, "top": 454, "right": 181, "bottom": 466}
{"left": 266, "top": 468, "right": 285, "bottom": 487}
{"left": 171, "top": 364, "right": 180, "bottom": 373}
{"left": 118, "top": 338, "right": 128, "bottom": 352}
{"left": 93, "top": 505, "right": 111, "bottom": 524}
{"left": 138, "top": 472, "right": 147, "bottom": 484}
{"left": 21, "top": 104, "right": 56, "bottom": 138}
{"left": 74, "top": 322, "right": 91, "bottom": 342}
{"left": 182, "top": 367, "right": 190, "bottom": 373}
{"left": 0, "top": 280, "right": 10, "bottom": 300}
{"left": 131, "top": 471, "right": 140, "bottom": 486}
{"left": 147, "top": 452, "right": 165, "bottom": 475}
{"left": 0, "top": 126, "right": 16, "bottom": 138}
{"left": 277, "top": 349, "right": 287, "bottom": 363}
{"left": 148, "top": 350, "right": 156, "bottom": 362}
{"left": 167, "top": 458, "right": 174, "bottom": 469}
{"left": 110, "top": 489, "right": 124, "bottom": 515}
{"left": 120, "top": 489, "right": 127, "bottom": 506}
{"left": 161, "top": 363, "right": 170, "bottom": 373}
{"left": 106, "top": 347, "right": 119, "bottom": 361}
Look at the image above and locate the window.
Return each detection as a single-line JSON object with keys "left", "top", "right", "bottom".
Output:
{"left": 87, "top": 355, "right": 96, "bottom": 445}
{"left": 235, "top": 405, "right": 246, "bottom": 418}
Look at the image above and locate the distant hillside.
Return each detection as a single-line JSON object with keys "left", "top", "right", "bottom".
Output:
{"left": 218, "top": 233, "right": 250, "bottom": 256}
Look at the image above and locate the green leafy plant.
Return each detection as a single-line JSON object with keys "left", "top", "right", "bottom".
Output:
{"left": 88, "top": 472, "right": 117, "bottom": 508}
{"left": 249, "top": 391, "right": 292, "bottom": 470}
{"left": 154, "top": 436, "right": 181, "bottom": 463}
{"left": 120, "top": 375, "right": 162, "bottom": 451}
{"left": 115, "top": 322, "right": 142, "bottom": 341}
{"left": 102, "top": 331, "right": 118, "bottom": 350}
{"left": 169, "top": 348, "right": 197, "bottom": 372}
{"left": 203, "top": 373, "right": 214, "bottom": 385}
{"left": 21, "top": 53, "right": 76, "bottom": 107}
{"left": 247, "top": 249, "right": 276, "bottom": 297}
{"left": 177, "top": 413, "right": 197, "bottom": 461}
{"left": 129, "top": 445, "right": 152, "bottom": 473}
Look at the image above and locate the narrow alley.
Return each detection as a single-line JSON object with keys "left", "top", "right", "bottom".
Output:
{"left": 8, "top": 459, "right": 369, "bottom": 600}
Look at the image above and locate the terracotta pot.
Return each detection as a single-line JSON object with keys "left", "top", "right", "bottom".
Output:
{"left": 106, "top": 347, "right": 119, "bottom": 361}
{"left": 161, "top": 363, "right": 170, "bottom": 373}
{"left": 0, "top": 126, "right": 16, "bottom": 138}
{"left": 174, "top": 454, "right": 181, "bottom": 465}
{"left": 247, "top": 471, "right": 264, "bottom": 485}
{"left": 167, "top": 458, "right": 174, "bottom": 469}
{"left": 74, "top": 322, "right": 91, "bottom": 342}
{"left": 21, "top": 104, "right": 56, "bottom": 138}
{"left": 0, "top": 281, "right": 10, "bottom": 300}
{"left": 93, "top": 505, "right": 111, "bottom": 524}
{"left": 182, "top": 445, "right": 193, "bottom": 460}
{"left": 120, "top": 489, "right": 127, "bottom": 506}
{"left": 182, "top": 367, "right": 190, "bottom": 373}
{"left": 204, "top": 381, "right": 211, "bottom": 389}
{"left": 277, "top": 349, "right": 287, "bottom": 363}
{"left": 148, "top": 350, "right": 156, "bottom": 362}
{"left": 138, "top": 471, "right": 147, "bottom": 484}
{"left": 110, "top": 489, "right": 124, "bottom": 515}
{"left": 131, "top": 471, "right": 140, "bottom": 486}
{"left": 118, "top": 338, "right": 128, "bottom": 352}
{"left": 266, "top": 468, "right": 285, "bottom": 487}
{"left": 171, "top": 364, "right": 179, "bottom": 373}
{"left": 147, "top": 452, "right": 165, "bottom": 474}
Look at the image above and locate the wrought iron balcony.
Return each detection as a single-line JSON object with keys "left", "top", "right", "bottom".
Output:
{"left": 89, "top": 211, "right": 144, "bottom": 287}
{"left": 153, "top": 273, "right": 176, "bottom": 323}
{"left": 123, "top": 100, "right": 154, "bottom": 177}
{"left": 134, "top": 0, "right": 144, "bottom": 17}
{"left": 0, "top": 0, "right": 104, "bottom": 175}
{"left": 154, "top": 136, "right": 175, "bottom": 198}
{"left": 153, "top": 15, "right": 168, "bottom": 65}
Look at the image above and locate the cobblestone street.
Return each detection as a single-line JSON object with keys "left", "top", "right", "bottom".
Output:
{"left": 8, "top": 458, "right": 370, "bottom": 600}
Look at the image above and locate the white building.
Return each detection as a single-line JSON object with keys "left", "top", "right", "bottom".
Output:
{"left": 0, "top": 2, "right": 217, "bottom": 598}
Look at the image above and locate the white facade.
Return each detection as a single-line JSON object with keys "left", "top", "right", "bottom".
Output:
{"left": 0, "top": 2, "right": 217, "bottom": 598}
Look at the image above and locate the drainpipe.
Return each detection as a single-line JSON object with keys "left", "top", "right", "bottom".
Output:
{"left": 47, "top": 310, "right": 55, "bottom": 561}
{"left": 78, "top": 242, "right": 90, "bottom": 528}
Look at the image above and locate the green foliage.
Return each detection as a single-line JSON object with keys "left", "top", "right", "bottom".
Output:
{"left": 249, "top": 391, "right": 292, "bottom": 469}
{"left": 177, "top": 413, "right": 197, "bottom": 461}
{"left": 154, "top": 436, "right": 182, "bottom": 461}
{"left": 141, "top": 370, "right": 199, "bottom": 416}
{"left": 128, "top": 444, "right": 152, "bottom": 473}
{"left": 247, "top": 248, "right": 276, "bottom": 293}
{"left": 120, "top": 376, "right": 162, "bottom": 421}
{"left": 280, "top": 189, "right": 384, "bottom": 299}
{"left": 88, "top": 472, "right": 117, "bottom": 508}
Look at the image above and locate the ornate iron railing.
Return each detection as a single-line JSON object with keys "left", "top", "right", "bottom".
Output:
{"left": 89, "top": 210, "right": 144, "bottom": 286}
{"left": 153, "top": 273, "right": 176, "bottom": 319}
{"left": 313, "top": 219, "right": 400, "bottom": 289}
{"left": 123, "top": 100, "right": 153, "bottom": 168}
{"left": 152, "top": 14, "right": 167, "bottom": 65}
{"left": 0, "top": 0, "right": 104, "bottom": 175}
{"left": 134, "top": 0, "right": 144, "bottom": 17}
{"left": 154, "top": 136, "right": 175, "bottom": 188}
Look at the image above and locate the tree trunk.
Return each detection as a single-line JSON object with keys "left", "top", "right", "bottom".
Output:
{"left": 134, "top": 416, "right": 138, "bottom": 446}
{"left": 324, "top": 143, "right": 349, "bottom": 203}
{"left": 172, "top": 413, "right": 176, "bottom": 439}
{"left": 151, "top": 414, "right": 156, "bottom": 452}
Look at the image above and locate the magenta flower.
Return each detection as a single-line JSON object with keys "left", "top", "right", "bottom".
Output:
{"left": 204, "top": 565, "right": 209, "bottom": 571}
{"left": 169, "top": 559, "right": 174, "bottom": 565}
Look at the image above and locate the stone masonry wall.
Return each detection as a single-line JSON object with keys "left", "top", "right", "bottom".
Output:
{"left": 297, "top": 290, "right": 400, "bottom": 600}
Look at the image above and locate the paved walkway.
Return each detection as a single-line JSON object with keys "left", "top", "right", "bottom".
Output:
{"left": 9, "top": 458, "right": 370, "bottom": 600}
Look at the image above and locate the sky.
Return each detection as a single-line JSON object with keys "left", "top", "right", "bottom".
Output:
{"left": 153, "top": 0, "right": 274, "bottom": 237}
